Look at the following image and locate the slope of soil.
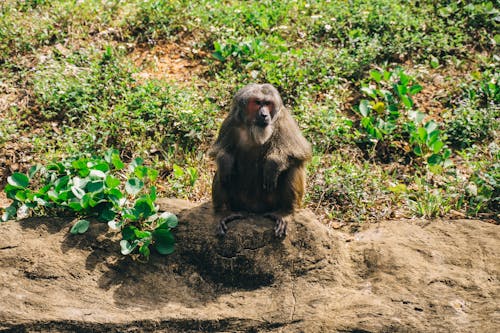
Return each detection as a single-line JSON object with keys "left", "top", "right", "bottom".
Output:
{"left": 0, "top": 198, "right": 498, "bottom": 333}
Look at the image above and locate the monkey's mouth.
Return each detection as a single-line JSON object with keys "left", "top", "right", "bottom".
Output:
{"left": 255, "top": 118, "right": 271, "bottom": 127}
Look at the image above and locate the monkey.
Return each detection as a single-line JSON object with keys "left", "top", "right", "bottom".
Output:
{"left": 209, "top": 83, "right": 312, "bottom": 237}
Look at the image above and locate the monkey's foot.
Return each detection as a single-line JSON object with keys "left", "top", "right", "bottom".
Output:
{"left": 217, "top": 213, "right": 244, "bottom": 236}
{"left": 264, "top": 213, "right": 287, "bottom": 237}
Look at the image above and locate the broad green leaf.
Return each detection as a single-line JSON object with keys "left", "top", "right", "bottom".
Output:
{"left": 153, "top": 229, "right": 175, "bottom": 255}
{"left": 120, "top": 240, "right": 138, "bottom": 255}
{"left": 47, "top": 162, "right": 65, "bottom": 173}
{"left": 431, "top": 141, "right": 445, "bottom": 154}
{"left": 401, "top": 95, "right": 413, "bottom": 109}
{"left": 70, "top": 219, "right": 90, "bottom": 234}
{"left": 86, "top": 180, "right": 104, "bottom": 193}
{"left": 1, "top": 205, "right": 17, "bottom": 222}
{"left": 139, "top": 244, "right": 151, "bottom": 258}
{"left": 129, "top": 157, "right": 144, "bottom": 173}
{"left": 122, "top": 225, "right": 138, "bottom": 241}
{"left": 28, "top": 165, "right": 42, "bottom": 179}
{"left": 125, "top": 178, "right": 144, "bottom": 196}
{"left": 134, "top": 229, "right": 152, "bottom": 239}
{"left": 147, "top": 168, "right": 159, "bottom": 182}
{"left": 133, "top": 196, "right": 155, "bottom": 217}
{"left": 442, "top": 148, "right": 452, "bottom": 160}
{"left": 425, "top": 121, "right": 438, "bottom": 134}
{"left": 14, "top": 190, "right": 28, "bottom": 202}
{"left": 99, "top": 207, "right": 116, "bottom": 222}
{"left": 212, "top": 51, "right": 226, "bottom": 62}
{"left": 173, "top": 164, "right": 184, "bottom": 178}
{"left": 72, "top": 177, "right": 88, "bottom": 189}
{"left": 89, "top": 169, "right": 106, "bottom": 179}
{"left": 158, "top": 212, "right": 178, "bottom": 229}
{"left": 7, "top": 173, "right": 29, "bottom": 188}
{"left": 105, "top": 175, "right": 120, "bottom": 188}
{"left": 361, "top": 87, "right": 376, "bottom": 99}
{"left": 409, "top": 84, "right": 423, "bottom": 95}
{"left": 358, "top": 99, "right": 370, "bottom": 117}
{"left": 80, "top": 193, "right": 97, "bottom": 209}
{"left": 149, "top": 186, "right": 157, "bottom": 202}
{"left": 369, "top": 70, "right": 382, "bottom": 83}
{"left": 54, "top": 176, "right": 70, "bottom": 192}
{"left": 71, "top": 186, "right": 85, "bottom": 199}
{"left": 104, "top": 148, "right": 117, "bottom": 163}
{"left": 427, "top": 154, "right": 442, "bottom": 165}
{"left": 111, "top": 154, "right": 124, "bottom": 170}
{"left": 134, "top": 166, "right": 147, "bottom": 179}
{"left": 413, "top": 145, "right": 423, "bottom": 156}
{"left": 408, "top": 110, "right": 425, "bottom": 124}
{"left": 68, "top": 201, "right": 84, "bottom": 212}
{"left": 4, "top": 184, "right": 19, "bottom": 200}
{"left": 398, "top": 70, "right": 410, "bottom": 86}
{"left": 72, "top": 159, "right": 87, "bottom": 170}
{"left": 417, "top": 127, "right": 427, "bottom": 142}
{"left": 92, "top": 162, "right": 110, "bottom": 173}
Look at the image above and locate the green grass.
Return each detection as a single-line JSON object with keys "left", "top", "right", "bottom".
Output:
{"left": 1, "top": 0, "right": 499, "bottom": 225}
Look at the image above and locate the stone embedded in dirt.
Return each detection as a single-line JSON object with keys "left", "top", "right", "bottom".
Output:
{"left": 0, "top": 198, "right": 498, "bottom": 332}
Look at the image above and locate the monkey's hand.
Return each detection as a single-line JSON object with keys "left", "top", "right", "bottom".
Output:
{"left": 217, "top": 213, "right": 244, "bottom": 236}
{"left": 264, "top": 213, "right": 287, "bottom": 237}
{"left": 263, "top": 159, "right": 281, "bottom": 191}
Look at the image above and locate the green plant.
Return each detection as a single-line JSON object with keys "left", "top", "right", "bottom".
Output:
{"left": 1, "top": 148, "right": 177, "bottom": 259}
{"left": 406, "top": 112, "right": 452, "bottom": 166}
{"left": 465, "top": 163, "right": 499, "bottom": 215}
{"left": 355, "top": 67, "right": 451, "bottom": 166}
{"left": 407, "top": 178, "right": 453, "bottom": 218}
{"left": 356, "top": 68, "right": 422, "bottom": 141}
{"left": 168, "top": 164, "right": 199, "bottom": 197}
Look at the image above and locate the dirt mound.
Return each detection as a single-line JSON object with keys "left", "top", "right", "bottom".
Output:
{"left": 0, "top": 198, "right": 498, "bottom": 332}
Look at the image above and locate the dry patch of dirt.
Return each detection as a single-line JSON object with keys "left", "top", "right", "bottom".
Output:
{"left": 0, "top": 198, "right": 499, "bottom": 332}
{"left": 131, "top": 42, "right": 208, "bottom": 84}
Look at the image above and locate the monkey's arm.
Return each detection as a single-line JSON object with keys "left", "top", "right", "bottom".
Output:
{"left": 215, "top": 149, "right": 235, "bottom": 185}
{"left": 262, "top": 154, "right": 288, "bottom": 191}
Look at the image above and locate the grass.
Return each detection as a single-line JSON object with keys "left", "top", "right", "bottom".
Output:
{"left": 0, "top": 0, "right": 498, "bottom": 225}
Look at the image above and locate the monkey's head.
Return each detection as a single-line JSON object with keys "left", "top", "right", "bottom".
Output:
{"left": 232, "top": 83, "right": 283, "bottom": 145}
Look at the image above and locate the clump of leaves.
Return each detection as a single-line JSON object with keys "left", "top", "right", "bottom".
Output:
{"left": 1, "top": 148, "right": 177, "bottom": 259}
{"left": 355, "top": 67, "right": 451, "bottom": 166}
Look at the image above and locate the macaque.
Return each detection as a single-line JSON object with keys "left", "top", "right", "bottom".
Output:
{"left": 209, "top": 83, "right": 311, "bottom": 237}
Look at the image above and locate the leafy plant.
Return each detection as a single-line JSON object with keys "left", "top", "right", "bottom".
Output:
{"left": 465, "top": 163, "right": 499, "bottom": 215}
{"left": 1, "top": 148, "right": 177, "bottom": 260}
{"left": 355, "top": 68, "right": 451, "bottom": 166}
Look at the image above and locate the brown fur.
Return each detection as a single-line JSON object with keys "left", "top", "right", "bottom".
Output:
{"left": 209, "top": 83, "right": 312, "bottom": 236}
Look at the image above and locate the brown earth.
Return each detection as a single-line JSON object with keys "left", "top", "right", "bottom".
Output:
{"left": 0, "top": 198, "right": 498, "bottom": 333}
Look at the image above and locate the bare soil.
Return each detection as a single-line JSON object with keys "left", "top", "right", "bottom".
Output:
{"left": 0, "top": 198, "right": 498, "bottom": 332}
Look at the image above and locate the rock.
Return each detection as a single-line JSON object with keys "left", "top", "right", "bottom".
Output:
{"left": 0, "top": 199, "right": 498, "bottom": 332}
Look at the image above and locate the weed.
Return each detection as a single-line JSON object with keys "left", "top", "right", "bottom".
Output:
{"left": 1, "top": 149, "right": 177, "bottom": 259}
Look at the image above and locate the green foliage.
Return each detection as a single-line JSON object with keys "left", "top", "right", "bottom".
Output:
{"left": 1, "top": 149, "right": 177, "bottom": 260}
{"left": 407, "top": 183, "right": 453, "bottom": 219}
{"left": 1, "top": 0, "right": 498, "bottom": 225}
{"left": 446, "top": 71, "right": 500, "bottom": 149}
{"left": 355, "top": 68, "right": 451, "bottom": 166}
{"left": 466, "top": 162, "right": 499, "bottom": 215}
{"left": 307, "top": 154, "right": 389, "bottom": 222}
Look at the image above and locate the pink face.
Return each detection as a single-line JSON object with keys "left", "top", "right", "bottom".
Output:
{"left": 246, "top": 98, "right": 275, "bottom": 127}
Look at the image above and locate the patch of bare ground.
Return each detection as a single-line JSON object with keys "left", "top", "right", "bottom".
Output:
{"left": 130, "top": 41, "right": 208, "bottom": 84}
{"left": 0, "top": 198, "right": 498, "bottom": 332}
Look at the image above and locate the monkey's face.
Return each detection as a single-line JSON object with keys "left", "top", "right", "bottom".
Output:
{"left": 246, "top": 98, "right": 277, "bottom": 128}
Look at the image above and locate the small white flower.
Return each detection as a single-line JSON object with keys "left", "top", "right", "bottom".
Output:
{"left": 324, "top": 24, "right": 332, "bottom": 32}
